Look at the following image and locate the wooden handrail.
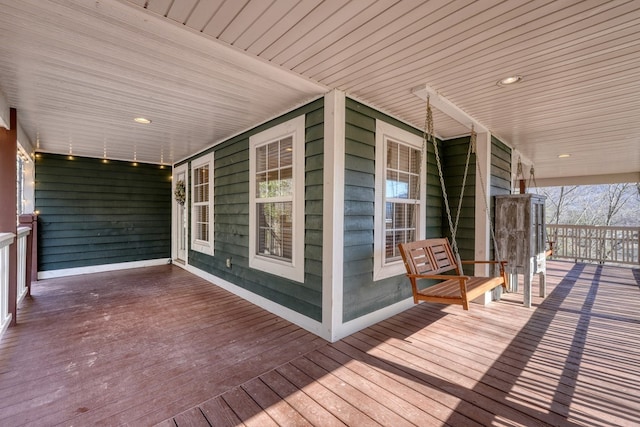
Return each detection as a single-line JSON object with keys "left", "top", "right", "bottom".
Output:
{"left": 546, "top": 224, "right": 639, "bottom": 265}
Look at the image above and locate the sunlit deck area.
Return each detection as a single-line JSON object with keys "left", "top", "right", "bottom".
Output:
{"left": 1, "top": 261, "right": 639, "bottom": 426}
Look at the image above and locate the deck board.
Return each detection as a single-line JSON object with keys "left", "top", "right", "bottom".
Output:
{"left": 0, "top": 261, "right": 639, "bottom": 426}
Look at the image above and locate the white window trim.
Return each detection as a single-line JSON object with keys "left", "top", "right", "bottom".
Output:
{"left": 374, "top": 120, "right": 426, "bottom": 281}
{"left": 191, "top": 152, "right": 214, "bottom": 256}
{"left": 249, "top": 115, "right": 305, "bottom": 283}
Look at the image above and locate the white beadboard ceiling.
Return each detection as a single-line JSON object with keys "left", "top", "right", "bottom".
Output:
{"left": 1, "top": 0, "right": 639, "bottom": 184}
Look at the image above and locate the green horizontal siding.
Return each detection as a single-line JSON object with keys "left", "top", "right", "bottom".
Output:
{"left": 186, "top": 98, "right": 324, "bottom": 322}
{"left": 343, "top": 98, "right": 443, "bottom": 322}
{"left": 35, "top": 153, "right": 171, "bottom": 271}
{"left": 441, "top": 136, "right": 475, "bottom": 270}
{"left": 490, "top": 136, "right": 513, "bottom": 262}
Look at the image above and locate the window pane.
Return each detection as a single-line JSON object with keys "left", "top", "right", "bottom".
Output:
{"left": 268, "top": 141, "right": 278, "bottom": 170}
{"left": 256, "top": 172, "right": 267, "bottom": 197}
{"left": 280, "top": 167, "right": 293, "bottom": 196}
{"left": 257, "top": 201, "right": 292, "bottom": 261}
{"left": 393, "top": 203, "right": 406, "bottom": 229}
{"left": 196, "top": 205, "right": 209, "bottom": 241}
{"left": 387, "top": 140, "right": 398, "bottom": 168}
{"left": 256, "top": 145, "right": 267, "bottom": 173}
{"left": 280, "top": 136, "right": 293, "bottom": 167}
{"left": 194, "top": 165, "right": 210, "bottom": 203}
{"left": 399, "top": 143, "right": 410, "bottom": 172}
{"left": 385, "top": 201, "right": 417, "bottom": 263}
{"left": 386, "top": 140, "right": 420, "bottom": 201}
{"left": 408, "top": 174, "right": 417, "bottom": 199}
{"left": 256, "top": 137, "right": 294, "bottom": 199}
{"left": 410, "top": 147, "right": 420, "bottom": 175}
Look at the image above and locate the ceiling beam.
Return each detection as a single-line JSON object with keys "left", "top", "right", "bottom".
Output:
{"left": 412, "top": 84, "right": 488, "bottom": 134}
{"left": 534, "top": 172, "right": 640, "bottom": 187}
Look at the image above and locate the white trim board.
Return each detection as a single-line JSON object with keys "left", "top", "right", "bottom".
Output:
{"left": 180, "top": 260, "right": 419, "bottom": 343}
{"left": 37, "top": 258, "right": 171, "bottom": 280}
{"left": 322, "top": 89, "right": 346, "bottom": 342}
{"left": 183, "top": 263, "right": 327, "bottom": 341}
{"left": 334, "top": 298, "right": 417, "bottom": 342}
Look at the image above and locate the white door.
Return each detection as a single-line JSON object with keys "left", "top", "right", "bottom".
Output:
{"left": 173, "top": 165, "right": 188, "bottom": 263}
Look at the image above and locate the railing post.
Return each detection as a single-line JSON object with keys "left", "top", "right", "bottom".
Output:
{"left": 0, "top": 233, "right": 15, "bottom": 337}
{"left": 19, "top": 213, "right": 37, "bottom": 296}
{"left": 0, "top": 108, "right": 17, "bottom": 327}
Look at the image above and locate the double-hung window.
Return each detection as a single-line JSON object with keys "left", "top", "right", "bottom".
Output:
{"left": 191, "top": 153, "right": 214, "bottom": 255}
{"left": 249, "top": 115, "right": 305, "bottom": 282}
{"left": 374, "top": 120, "right": 426, "bottom": 280}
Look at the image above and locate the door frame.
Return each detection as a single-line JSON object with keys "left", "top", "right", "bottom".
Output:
{"left": 172, "top": 164, "right": 188, "bottom": 264}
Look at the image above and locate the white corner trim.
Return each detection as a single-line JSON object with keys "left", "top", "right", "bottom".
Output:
{"left": 333, "top": 297, "right": 416, "bottom": 342}
{"left": 37, "top": 258, "right": 171, "bottom": 280}
{"left": 323, "top": 89, "right": 346, "bottom": 342}
{"left": 183, "top": 264, "right": 327, "bottom": 340}
{"left": 474, "top": 131, "right": 492, "bottom": 276}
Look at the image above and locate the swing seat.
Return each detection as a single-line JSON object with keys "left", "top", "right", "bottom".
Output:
{"left": 398, "top": 238, "right": 508, "bottom": 310}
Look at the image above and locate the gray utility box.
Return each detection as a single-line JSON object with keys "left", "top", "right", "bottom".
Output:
{"left": 495, "top": 194, "right": 547, "bottom": 307}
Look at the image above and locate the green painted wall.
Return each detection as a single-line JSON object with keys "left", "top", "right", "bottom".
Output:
{"left": 490, "top": 136, "right": 513, "bottom": 261}
{"left": 183, "top": 99, "right": 324, "bottom": 321}
{"left": 437, "top": 135, "right": 512, "bottom": 270}
{"left": 35, "top": 153, "right": 172, "bottom": 271}
{"left": 441, "top": 136, "right": 476, "bottom": 267}
{"left": 342, "top": 98, "right": 443, "bottom": 322}
{"left": 491, "top": 136, "right": 512, "bottom": 197}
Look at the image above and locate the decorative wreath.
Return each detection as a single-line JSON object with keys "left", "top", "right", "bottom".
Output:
{"left": 174, "top": 180, "right": 186, "bottom": 205}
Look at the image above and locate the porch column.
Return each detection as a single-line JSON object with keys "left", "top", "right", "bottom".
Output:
{"left": 0, "top": 108, "right": 18, "bottom": 325}
{"left": 474, "top": 131, "right": 492, "bottom": 305}
{"left": 322, "top": 89, "right": 346, "bottom": 341}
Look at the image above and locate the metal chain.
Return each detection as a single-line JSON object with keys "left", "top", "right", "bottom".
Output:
{"left": 453, "top": 125, "right": 474, "bottom": 246}
{"left": 422, "top": 98, "right": 505, "bottom": 271}
{"left": 528, "top": 165, "right": 539, "bottom": 191}
{"left": 427, "top": 98, "right": 463, "bottom": 271}
{"left": 469, "top": 133, "right": 503, "bottom": 265}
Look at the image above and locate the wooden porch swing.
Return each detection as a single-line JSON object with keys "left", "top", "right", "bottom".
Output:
{"left": 398, "top": 98, "right": 508, "bottom": 310}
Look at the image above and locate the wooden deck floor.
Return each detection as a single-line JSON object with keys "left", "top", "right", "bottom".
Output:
{"left": 1, "top": 262, "right": 639, "bottom": 426}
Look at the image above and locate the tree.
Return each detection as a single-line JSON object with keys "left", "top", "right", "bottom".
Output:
{"left": 603, "top": 183, "right": 631, "bottom": 226}
{"left": 539, "top": 186, "right": 578, "bottom": 224}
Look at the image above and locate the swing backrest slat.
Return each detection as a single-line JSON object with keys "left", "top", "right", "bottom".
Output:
{"left": 399, "top": 238, "right": 460, "bottom": 277}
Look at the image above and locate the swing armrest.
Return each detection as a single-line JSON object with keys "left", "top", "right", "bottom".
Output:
{"left": 460, "top": 260, "right": 501, "bottom": 264}
{"left": 461, "top": 260, "right": 507, "bottom": 274}
{"left": 407, "top": 274, "right": 470, "bottom": 282}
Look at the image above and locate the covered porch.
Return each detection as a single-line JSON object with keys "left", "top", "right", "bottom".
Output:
{"left": 1, "top": 260, "right": 638, "bottom": 426}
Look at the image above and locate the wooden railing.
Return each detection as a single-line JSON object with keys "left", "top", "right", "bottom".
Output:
{"left": 0, "top": 232, "right": 14, "bottom": 338}
{"left": 0, "top": 225, "right": 34, "bottom": 341}
{"left": 546, "top": 224, "right": 640, "bottom": 265}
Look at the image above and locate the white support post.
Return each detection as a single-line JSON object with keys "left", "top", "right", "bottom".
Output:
{"left": 474, "top": 131, "right": 493, "bottom": 305}
{"left": 322, "top": 89, "right": 345, "bottom": 342}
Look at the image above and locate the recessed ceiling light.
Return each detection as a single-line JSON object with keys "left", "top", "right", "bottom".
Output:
{"left": 134, "top": 117, "right": 151, "bottom": 124}
{"left": 558, "top": 153, "right": 571, "bottom": 158}
{"left": 497, "top": 75, "right": 523, "bottom": 86}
